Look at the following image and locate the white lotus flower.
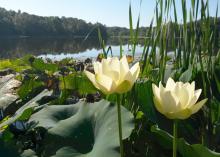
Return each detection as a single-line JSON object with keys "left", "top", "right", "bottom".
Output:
{"left": 84, "top": 56, "right": 140, "bottom": 94}
{"left": 152, "top": 77, "right": 207, "bottom": 119}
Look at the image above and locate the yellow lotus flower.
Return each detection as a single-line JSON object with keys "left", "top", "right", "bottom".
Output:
{"left": 84, "top": 56, "right": 140, "bottom": 94}
{"left": 152, "top": 77, "right": 207, "bottom": 119}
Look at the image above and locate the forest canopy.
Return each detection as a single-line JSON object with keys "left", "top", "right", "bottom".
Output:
{"left": 0, "top": 7, "right": 219, "bottom": 38}
{"left": 0, "top": 7, "right": 107, "bottom": 37}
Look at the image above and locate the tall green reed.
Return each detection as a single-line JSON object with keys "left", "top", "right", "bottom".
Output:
{"left": 129, "top": 0, "right": 219, "bottom": 148}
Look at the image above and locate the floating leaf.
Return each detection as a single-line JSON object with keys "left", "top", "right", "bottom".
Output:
{"left": 20, "top": 149, "right": 37, "bottom": 157}
{"left": 60, "top": 73, "right": 97, "bottom": 95}
{"left": 18, "top": 78, "right": 44, "bottom": 100}
{"left": 31, "top": 58, "right": 58, "bottom": 73}
{"left": 0, "top": 59, "right": 30, "bottom": 72}
{"left": 28, "top": 99, "right": 134, "bottom": 157}
{"left": 0, "top": 90, "right": 52, "bottom": 130}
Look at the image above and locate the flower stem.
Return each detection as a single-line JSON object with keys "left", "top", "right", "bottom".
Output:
{"left": 62, "top": 76, "right": 66, "bottom": 90}
{"left": 117, "top": 94, "right": 124, "bottom": 157}
{"left": 173, "top": 119, "right": 178, "bottom": 157}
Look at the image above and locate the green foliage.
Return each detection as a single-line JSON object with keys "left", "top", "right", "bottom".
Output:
{"left": 214, "top": 65, "right": 220, "bottom": 95}
{"left": 129, "top": 3, "right": 141, "bottom": 57}
{"left": 18, "top": 79, "right": 44, "bottom": 100}
{"left": 31, "top": 58, "right": 58, "bottom": 73}
{"left": 59, "top": 73, "right": 97, "bottom": 95}
{"left": 0, "top": 60, "right": 13, "bottom": 69}
{"left": 16, "top": 108, "right": 34, "bottom": 121}
{"left": 28, "top": 99, "right": 134, "bottom": 157}
{"left": 135, "top": 0, "right": 220, "bottom": 153}
{"left": 151, "top": 125, "right": 220, "bottom": 157}
{"left": 179, "top": 65, "right": 193, "bottom": 82}
{"left": 134, "top": 80, "right": 157, "bottom": 122}
{"left": 0, "top": 90, "right": 52, "bottom": 129}
{"left": 135, "top": 111, "right": 144, "bottom": 120}
{"left": 0, "top": 59, "right": 30, "bottom": 72}
{"left": 1, "top": 128, "right": 14, "bottom": 142}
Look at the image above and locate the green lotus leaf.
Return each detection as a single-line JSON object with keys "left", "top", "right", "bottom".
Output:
{"left": 20, "top": 149, "right": 37, "bottom": 157}
{"left": 59, "top": 73, "right": 97, "bottom": 95}
{"left": 29, "top": 99, "right": 134, "bottom": 157}
{"left": 0, "top": 89, "right": 53, "bottom": 130}
{"left": 31, "top": 58, "right": 58, "bottom": 73}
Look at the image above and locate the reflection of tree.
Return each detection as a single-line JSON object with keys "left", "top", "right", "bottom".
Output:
{"left": 0, "top": 37, "right": 145, "bottom": 59}
{"left": 0, "top": 37, "right": 101, "bottom": 58}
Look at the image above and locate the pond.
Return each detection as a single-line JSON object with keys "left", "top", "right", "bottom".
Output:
{"left": 0, "top": 37, "right": 144, "bottom": 60}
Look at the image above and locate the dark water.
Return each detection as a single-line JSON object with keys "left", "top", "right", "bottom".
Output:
{"left": 0, "top": 37, "right": 144, "bottom": 60}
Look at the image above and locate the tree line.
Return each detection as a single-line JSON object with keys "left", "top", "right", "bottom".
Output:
{"left": 0, "top": 7, "right": 107, "bottom": 37}
{"left": 0, "top": 7, "right": 219, "bottom": 39}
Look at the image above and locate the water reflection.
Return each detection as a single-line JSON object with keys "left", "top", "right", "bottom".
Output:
{"left": 0, "top": 37, "right": 101, "bottom": 59}
{"left": 0, "top": 37, "right": 146, "bottom": 60}
{"left": 38, "top": 45, "right": 145, "bottom": 61}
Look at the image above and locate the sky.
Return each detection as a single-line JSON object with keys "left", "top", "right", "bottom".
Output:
{"left": 0, "top": 0, "right": 219, "bottom": 28}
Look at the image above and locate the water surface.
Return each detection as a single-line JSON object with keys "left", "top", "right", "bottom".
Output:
{"left": 0, "top": 37, "right": 144, "bottom": 60}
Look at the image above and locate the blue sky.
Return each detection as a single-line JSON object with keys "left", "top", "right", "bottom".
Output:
{"left": 0, "top": 0, "right": 219, "bottom": 28}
